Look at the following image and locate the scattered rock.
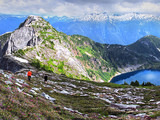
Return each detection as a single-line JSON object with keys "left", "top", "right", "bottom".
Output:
{"left": 64, "top": 107, "right": 83, "bottom": 115}
{"left": 60, "top": 90, "right": 70, "bottom": 95}
{"left": 127, "top": 114, "right": 137, "bottom": 119}
{"left": 30, "top": 89, "right": 37, "bottom": 95}
{"left": 114, "top": 89, "right": 119, "bottom": 93}
{"left": 136, "top": 113, "right": 147, "bottom": 117}
{"left": 23, "top": 92, "right": 33, "bottom": 97}
{"left": 136, "top": 101, "right": 145, "bottom": 104}
{"left": 100, "top": 98, "right": 112, "bottom": 104}
{"left": 150, "top": 99, "right": 154, "bottom": 102}
{"left": 16, "top": 79, "right": 25, "bottom": 84}
{"left": 4, "top": 81, "right": 13, "bottom": 85}
{"left": 108, "top": 115, "right": 118, "bottom": 119}
{"left": 4, "top": 74, "right": 12, "bottom": 79}
{"left": 42, "top": 84, "right": 52, "bottom": 88}
{"left": 121, "top": 94, "right": 133, "bottom": 100}
{"left": 127, "top": 91, "right": 132, "bottom": 94}
{"left": 32, "top": 87, "right": 41, "bottom": 91}
{"left": 15, "top": 82, "right": 22, "bottom": 87}
{"left": 41, "top": 92, "right": 56, "bottom": 103}
{"left": 156, "top": 101, "right": 160, "bottom": 105}
{"left": 111, "top": 103, "right": 140, "bottom": 110}
{"left": 17, "top": 87, "right": 23, "bottom": 92}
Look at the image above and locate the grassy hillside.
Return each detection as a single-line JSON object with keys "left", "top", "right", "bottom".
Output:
{"left": 0, "top": 69, "right": 160, "bottom": 119}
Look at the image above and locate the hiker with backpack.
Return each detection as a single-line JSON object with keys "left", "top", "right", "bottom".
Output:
{"left": 27, "top": 70, "right": 32, "bottom": 81}
{"left": 44, "top": 74, "right": 48, "bottom": 83}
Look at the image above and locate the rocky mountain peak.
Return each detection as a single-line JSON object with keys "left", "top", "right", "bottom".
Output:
{"left": 3, "top": 15, "right": 54, "bottom": 56}
{"left": 19, "top": 15, "right": 44, "bottom": 28}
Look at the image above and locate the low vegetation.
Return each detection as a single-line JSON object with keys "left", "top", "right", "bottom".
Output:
{"left": 0, "top": 69, "right": 160, "bottom": 120}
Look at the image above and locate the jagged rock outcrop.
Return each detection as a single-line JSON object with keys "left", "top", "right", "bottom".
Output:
{"left": 0, "top": 16, "right": 45, "bottom": 72}
{"left": 3, "top": 15, "right": 44, "bottom": 55}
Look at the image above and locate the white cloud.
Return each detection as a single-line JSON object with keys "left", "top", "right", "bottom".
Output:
{"left": 0, "top": 0, "right": 160, "bottom": 17}
{"left": 39, "top": 8, "right": 47, "bottom": 14}
{"left": 110, "top": 1, "right": 160, "bottom": 15}
{"left": 141, "top": 2, "right": 160, "bottom": 14}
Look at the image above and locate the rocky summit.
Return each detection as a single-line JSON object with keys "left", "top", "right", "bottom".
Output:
{"left": 0, "top": 69, "right": 160, "bottom": 119}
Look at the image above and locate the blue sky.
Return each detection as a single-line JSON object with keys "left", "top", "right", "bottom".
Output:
{"left": 0, "top": 0, "right": 160, "bottom": 17}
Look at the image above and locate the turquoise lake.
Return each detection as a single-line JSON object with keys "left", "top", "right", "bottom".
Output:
{"left": 110, "top": 70, "right": 160, "bottom": 86}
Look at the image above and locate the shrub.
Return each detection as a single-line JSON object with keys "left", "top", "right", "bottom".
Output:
{"left": 123, "top": 81, "right": 128, "bottom": 85}
{"left": 146, "top": 82, "right": 154, "bottom": 86}
{"left": 58, "top": 61, "right": 64, "bottom": 71}
{"left": 14, "top": 49, "right": 25, "bottom": 57}
{"left": 130, "top": 80, "right": 139, "bottom": 86}
{"left": 31, "top": 59, "right": 42, "bottom": 69}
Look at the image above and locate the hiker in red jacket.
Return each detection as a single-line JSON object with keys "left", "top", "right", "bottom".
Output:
{"left": 27, "top": 70, "right": 32, "bottom": 81}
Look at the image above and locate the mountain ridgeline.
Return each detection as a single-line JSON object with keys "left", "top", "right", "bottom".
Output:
{"left": 1, "top": 15, "right": 160, "bottom": 82}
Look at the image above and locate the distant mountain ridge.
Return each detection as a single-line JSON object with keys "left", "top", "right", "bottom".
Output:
{"left": 0, "top": 13, "right": 160, "bottom": 45}
{"left": 95, "top": 35, "right": 160, "bottom": 72}
{"left": 1, "top": 15, "right": 160, "bottom": 82}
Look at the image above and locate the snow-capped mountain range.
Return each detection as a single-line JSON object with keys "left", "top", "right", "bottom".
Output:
{"left": 0, "top": 13, "right": 160, "bottom": 45}
{"left": 78, "top": 13, "right": 160, "bottom": 21}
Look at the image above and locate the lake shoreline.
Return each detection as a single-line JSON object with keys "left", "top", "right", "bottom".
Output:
{"left": 108, "top": 72, "right": 121, "bottom": 83}
{"left": 109, "top": 69, "right": 160, "bottom": 85}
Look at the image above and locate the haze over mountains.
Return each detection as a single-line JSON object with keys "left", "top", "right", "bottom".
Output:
{"left": 0, "top": 13, "right": 160, "bottom": 45}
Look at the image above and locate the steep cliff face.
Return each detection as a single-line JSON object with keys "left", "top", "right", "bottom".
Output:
{"left": 0, "top": 16, "right": 45, "bottom": 73}
{"left": 3, "top": 16, "right": 44, "bottom": 55}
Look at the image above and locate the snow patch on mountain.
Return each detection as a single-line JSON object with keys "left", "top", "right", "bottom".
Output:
{"left": 157, "top": 48, "right": 160, "bottom": 52}
{"left": 13, "top": 56, "right": 29, "bottom": 63}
